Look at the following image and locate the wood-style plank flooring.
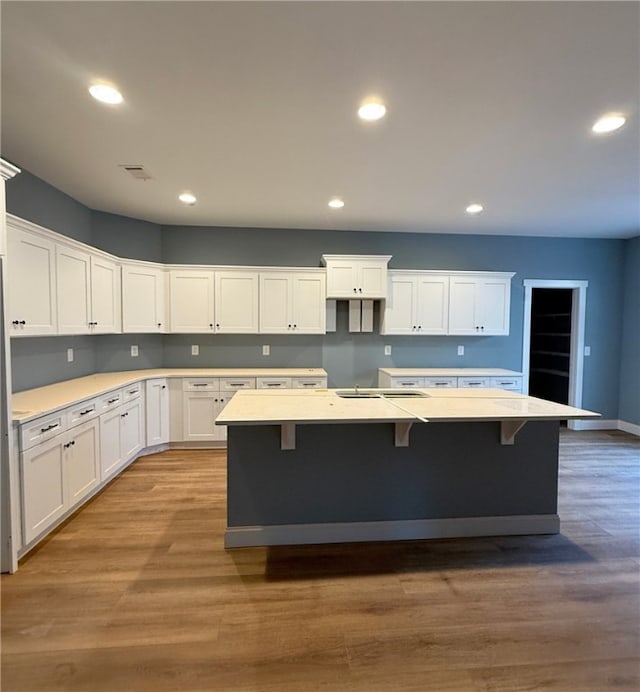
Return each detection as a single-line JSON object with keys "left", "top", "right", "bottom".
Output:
{"left": 2, "top": 429, "right": 639, "bottom": 691}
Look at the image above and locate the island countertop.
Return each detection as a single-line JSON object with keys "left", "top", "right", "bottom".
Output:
{"left": 215, "top": 388, "right": 600, "bottom": 426}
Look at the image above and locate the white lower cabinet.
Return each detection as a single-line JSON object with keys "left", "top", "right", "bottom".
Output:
{"left": 146, "top": 378, "right": 170, "bottom": 446}
{"left": 182, "top": 390, "right": 229, "bottom": 442}
{"left": 100, "top": 395, "right": 144, "bottom": 481}
{"left": 21, "top": 418, "right": 99, "bottom": 545}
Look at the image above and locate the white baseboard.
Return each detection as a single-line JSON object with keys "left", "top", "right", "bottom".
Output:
{"left": 618, "top": 420, "right": 640, "bottom": 436}
{"left": 224, "top": 514, "right": 560, "bottom": 549}
{"left": 571, "top": 419, "right": 640, "bottom": 436}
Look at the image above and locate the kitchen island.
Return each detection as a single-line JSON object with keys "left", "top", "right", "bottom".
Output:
{"left": 216, "top": 388, "right": 599, "bottom": 548}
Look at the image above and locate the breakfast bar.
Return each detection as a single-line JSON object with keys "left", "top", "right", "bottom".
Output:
{"left": 216, "top": 388, "right": 599, "bottom": 548}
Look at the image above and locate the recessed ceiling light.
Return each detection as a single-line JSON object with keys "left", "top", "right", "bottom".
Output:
{"left": 592, "top": 113, "right": 626, "bottom": 134}
{"left": 466, "top": 203, "right": 484, "bottom": 215}
{"left": 179, "top": 192, "right": 197, "bottom": 206}
{"left": 328, "top": 197, "right": 345, "bottom": 209}
{"left": 89, "top": 83, "right": 123, "bottom": 105}
{"left": 358, "top": 98, "right": 386, "bottom": 122}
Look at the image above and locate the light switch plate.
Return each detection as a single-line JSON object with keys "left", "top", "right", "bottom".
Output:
{"left": 457, "top": 345, "right": 464, "bottom": 356}
{"left": 67, "top": 348, "right": 74, "bottom": 363}
{"left": 191, "top": 345, "right": 199, "bottom": 356}
{"left": 584, "top": 346, "right": 591, "bottom": 356}
{"left": 384, "top": 345, "right": 392, "bottom": 356}
{"left": 262, "top": 345, "right": 270, "bottom": 356}
{"left": 131, "top": 345, "right": 139, "bottom": 357}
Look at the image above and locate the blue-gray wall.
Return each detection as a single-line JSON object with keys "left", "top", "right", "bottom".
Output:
{"left": 6, "top": 167, "right": 639, "bottom": 425}
{"left": 619, "top": 236, "right": 640, "bottom": 425}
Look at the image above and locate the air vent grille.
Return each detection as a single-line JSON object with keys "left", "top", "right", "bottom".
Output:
{"left": 119, "top": 164, "right": 153, "bottom": 181}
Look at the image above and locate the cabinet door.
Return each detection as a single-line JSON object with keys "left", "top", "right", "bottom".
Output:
{"left": 169, "top": 270, "right": 215, "bottom": 333}
{"left": 358, "top": 260, "right": 388, "bottom": 298}
{"left": 121, "top": 399, "right": 143, "bottom": 461}
{"left": 291, "top": 273, "right": 325, "bottom": 333}
{"left": 100, "top": 407, "right": 123, "bottom": 480}
{"left": 325, "top": 259, "right": 359, "bottom": 298}
{"left": 415, "top": 275, "right": 449, "bottom": 334}
{"left": 214, "top": 271, "right": 259, "bottom": 333}
{"left": 146, "top": 379, "right": 169, "bottom": 446}
{"left": 477, "top": 278, "right": 511, "bottom": 335}
{"left": 448, "top": 276, "right": 479, "bottom": 335}
{"left": 21, "top": 435, "right": 66, "bottom": 544}
{"left": 212, "top": 395, "right": 229, "bottom": 442}
{"left": 7, "top": 225, "right": 57, "bottom": 336}
{"left": 260, "top": 273, "right": 291, "bottom": 333}
{"left": 56, "top": 245, "right": 91, "bottom": 334}
{"left": 90, "top": 255, "right": 121, "bottom": 333}
{"left": 382, "top": 275, "right": 416, "bottom": 334}
{"left": 183, "top": 392, "right": 217, "bottom": 441}
{"left": 65, "top": 419, "right": 100, "bottom": 506}
{"left": 122, "top": 264, "right": 166, "bottom": 332}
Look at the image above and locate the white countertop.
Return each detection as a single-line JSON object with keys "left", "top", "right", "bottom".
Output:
{"left": 11, "top": 368, "right": 327, "bottom": 423}
{"left": 378, "top": 368, "right": 523, "bottom": 377}
{"left": 215, "top": 388, "right": 600, "bottom": 426}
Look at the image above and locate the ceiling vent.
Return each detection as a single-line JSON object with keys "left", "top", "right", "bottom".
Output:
{"left": 119, "top": 164, "right": 153, "bottom": 181}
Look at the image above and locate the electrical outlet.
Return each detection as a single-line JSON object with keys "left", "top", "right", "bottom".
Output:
{"left": 384, "top": 345, "right": 392, "bottom": 356}
{"left": 67, "top": 348, "right": 74, "bottom": 363}
{"left": 131, "top": 345, "right": 139, "bottom": 357}
{"left": 191, "top": 344, "right": 199, "bottom": 356}
{"left": 457, "top": 345, "right": 464, "bottom": 356}
{"left": 584, "top": 346, "right": 591, "bottom": 356}
{"left": 262, "top": 345, "right": 270, "bottom": 356}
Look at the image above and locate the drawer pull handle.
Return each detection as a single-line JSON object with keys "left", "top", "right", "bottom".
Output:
{"left": 192, "top": 383, "right": 208, "bottom": 387}
{"left": 40, "top": 423, "right": 59, "bottom": 433}
{"left": 228, "top": 383, "right": 246, "bottom": 387}
{"left": 267, "top": 383, "right": 281, "bottom": 387}
{"left": 79, "top": 409, "right": 93, "bottom": 416}
{"left": 435, "top": 382, "right": 448, "bottom": 386}
{"left": 128, "top": 389, "right": 138, "bottom": 395}
{"left": 108, "top": 398, "right": 119, "bottom": 404}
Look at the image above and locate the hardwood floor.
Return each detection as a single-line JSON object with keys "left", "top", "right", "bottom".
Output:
{"left": 2, "top": 429, "right": 639, "bottom": 691}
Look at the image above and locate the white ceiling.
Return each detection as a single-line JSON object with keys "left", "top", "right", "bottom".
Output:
{"left": 2, "top": 1, "right": 639, "bottom": 238}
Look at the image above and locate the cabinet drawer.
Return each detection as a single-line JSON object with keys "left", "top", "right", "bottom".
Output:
{"left": 291, "top": 377, "right": 327, "bottom": 389}
{"left": 68, "top": 399, "right": 99, "bottom": 426}
{"left": 20, "top": 411, "right": 68, "bottom": 451}
{"left": 458, "top": 377, "right": 490, "bottom": 388}
{"left": 220, "top": 377, "right": 255, "bottom": 391}
{"left": 423, "top": 377, "right": 457, "bottom": 388}
{"left": 256, "top": 377, "right": 292, "bottom": 389}
{"left": 98, "top": 390, "right": 122, "bottom": 412}
{"left": 182, "top": 378, "right": 220, "bottom": 392}
{"left": 390, "top": 377, "right": 425, "bottom": 388}
{"left": 490, "top": 377, "right": 522, "bottom": 391}
{"left": 122, "top": 382, "right": 143, "bottom": 401}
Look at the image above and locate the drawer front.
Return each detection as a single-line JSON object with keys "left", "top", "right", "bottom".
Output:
{"left": 256, "top": 377, "right": 292, "bottom": 390}
{"left": 423, "top": 377, "right": 457, "bottom": 388}
{"left": 68, "top": 399, "right": 99, "bottom": 426}
{"left": 458, "top": 377, "right": 491, "bottom": 388}
{"left": 490, "top": 377, "right": 523, "bottom": 391}
{"left": 122, "top": 383, "right": 143, "bottom": 401}
{"left": 219, "top": 377, "right": 255, "bottom": 392}
{"left": 291, "top": 377, "right": 327, "bottom": 389}
{"left": 390, "top": 377, "right": 424, "bottom": 388}
{"left": 20, "top": 411, "right": 68, "bottom": 451}
{"left": 98, "top": 390, "right": 123, "bottom": 412}
{"left": 182, "top": 378, "right": 220, "bottom": 392}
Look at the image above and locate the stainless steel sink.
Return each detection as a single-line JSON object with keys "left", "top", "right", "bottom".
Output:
{"left": 336, "top": 389, "right": 429, "bottom": 399}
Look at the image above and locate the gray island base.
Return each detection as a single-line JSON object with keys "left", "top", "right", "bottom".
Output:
{"left": 225, "top": 419, "right": 560, "bottom": 548}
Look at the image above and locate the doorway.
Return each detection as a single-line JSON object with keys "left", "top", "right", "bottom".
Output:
{"left": 522, "top": 280, "right": 588, "bottom": 430}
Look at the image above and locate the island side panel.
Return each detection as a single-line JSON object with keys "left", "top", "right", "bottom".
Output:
{"left": 226, "top": 420, "right": 560, "bottom": 541}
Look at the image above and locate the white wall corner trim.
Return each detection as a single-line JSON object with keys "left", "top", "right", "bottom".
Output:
{"left": 618, "top": 420, "right": 640, "bottom": 437}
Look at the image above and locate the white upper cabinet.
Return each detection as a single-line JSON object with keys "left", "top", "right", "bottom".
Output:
{"left": 382, "top": 272, "right": 449, "bottom": 335}
{"left": 259, "top": 270, "right": 326, "bottom": 334}
{"left": 169, "top": 269, "right": 215, "bottom": 333}
{"left": 322, "top": 255, "right": 391, "bottom": 299}
{"left": 448, "top": 273, "right": 514, "bottom": 336}
{"left": 214, "top": 270, "right": 259, "bottom": 333}
{"left": 122, "top": 262, "right": 166, "bottom": 333}
{"left": 56, "top": 245, "right": 121, "bottom": 335}
{"left": 7, "top": 222, "right": 57, "bottom": 336}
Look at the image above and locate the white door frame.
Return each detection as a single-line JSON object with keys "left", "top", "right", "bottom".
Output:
{"left": 522, "top": 279, "right": 588, "bottom": 431}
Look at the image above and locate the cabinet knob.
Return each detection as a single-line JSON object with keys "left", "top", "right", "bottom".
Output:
{"left": 353, "top": 288, "right": 357, "bottom": 293}
{"left": 12, "top": 320, "right": 19, "bottom": 326}
{"left": 19, "top": 320, "right": 26, "bottom": 325}
{"left": 157, "top": 323, "right": 162, "bottom": 327}
{"left": 209, "top": 323, "right": 214, "bottom": 328}
{"left": 359, "top": 288, "right": 363, "bottom": 293}
{"left": 162, "top": 385, "right": 166, "bottom": 389}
